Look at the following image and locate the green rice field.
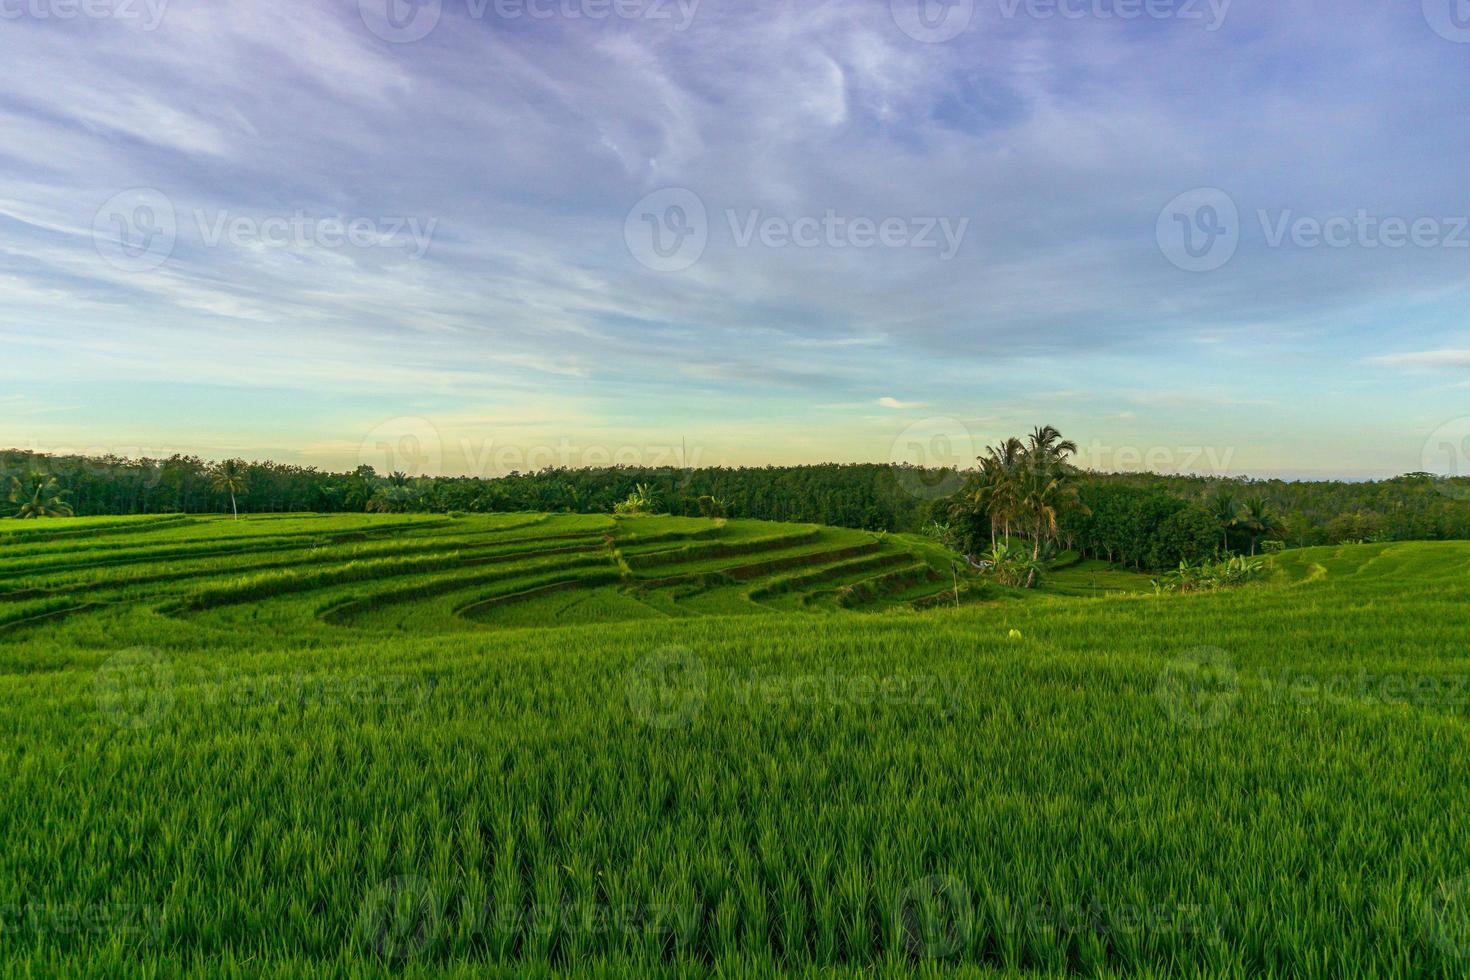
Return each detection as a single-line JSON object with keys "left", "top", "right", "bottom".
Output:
{"left": 3, "top": 513, "right": 1470, "bottom": 976}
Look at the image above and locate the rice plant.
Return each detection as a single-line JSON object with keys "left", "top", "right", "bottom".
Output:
{"left": 3, "top": 514, "right": 1468, "bottom": 976}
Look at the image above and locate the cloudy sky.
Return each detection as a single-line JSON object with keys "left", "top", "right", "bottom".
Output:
{"left": 2, "top": 0, "right": 1468, "bottom": 480}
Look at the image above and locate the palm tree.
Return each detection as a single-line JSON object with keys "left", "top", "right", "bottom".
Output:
{"left": 343, "top": 465, "right": 378, "bottom": 511}
{"left": 1238, "top": 497, "right": 1284, "bottom": 556}
{"left": 9, "top": 473, "right": 74, "bottom": 518}
{"left": 1015, "top": 435, "right": 1084, "bottom": 586}
{"left": 1027, "top": 424, "right": 1079, "bottom": 465}
{"left": 1208, "top": 489, "right": 1242, "bottom": 555}
{"left": 368, "top": 482, "right": 421, "bottom": 513}
{"left": 971, "top": 426, "right": 1085, "bottom": 587}
{"left": 971, "top": 437, "right": 1025, "bottom": 547}
{"left": 210, "top": 459, "right": 248, "bottom": 520}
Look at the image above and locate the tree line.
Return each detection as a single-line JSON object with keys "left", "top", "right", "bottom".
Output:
{"left": 5, "top": 446, "right": 1469, "bottom": 569}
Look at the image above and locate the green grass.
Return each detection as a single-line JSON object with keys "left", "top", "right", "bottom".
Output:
{"left": 2, "top": 514, "right": 1469, "bottom": 976}
{"left": 1042, "top": 559, "right": 1160, "bottom": 597}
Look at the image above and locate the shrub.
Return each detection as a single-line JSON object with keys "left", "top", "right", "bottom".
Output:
{"left": 1152, "top": 555, "right": 1266, "bottom": 594}
{"left": 614, "top": 484, "right": 663, "bottom": 516}
{"left": 978, "top": 543, "right": 1045, "bottom": 589}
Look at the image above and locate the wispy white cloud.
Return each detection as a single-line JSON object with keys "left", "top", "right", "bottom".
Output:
{"left": 1372, "top": 350, "right": 1470, "bottom": 369}
{"left": 0, "top": 0, "right": 1466, "bottom": 473}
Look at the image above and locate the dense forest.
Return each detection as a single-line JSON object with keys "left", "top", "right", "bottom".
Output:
{"left": 4, "top": 446, "right": 1469, "bottom": 571}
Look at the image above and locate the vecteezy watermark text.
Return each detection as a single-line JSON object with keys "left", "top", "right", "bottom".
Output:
{"left": 893, "top": 874, "right": 1227, "bottom": 961}
{"left": 1260, "top": 669, "right": 1470, "bottom": 708}
{"left": 1159, "top": 187, "right": 1470, "bottom": 272}
{"left": 725, "top": 210, "right": 968, "bottom": 260}
{"left": 358, "top": 0, "right": 699, "bottom": 43}
{"left": 95, "top": 647, "right": 438, "bottom": 730}
{"left": 0, "top": 902, "right": 166, "bottom": 942}
{"left": 92, "top": 188, "right": 437, "bottom": 273}
{"left": 727, "top": 669, "right": 965, "bottom": 713}
{"left": 194, "top": 210, "right": 437, "bottom": 259}
{"left": 889, "top": 0, "right": 1229, "bottom": 44}
{"left": 1079, "top": 438, "right": 1237, "bottom": 475}
{"left": 998, "top": 0, "right": 1230, "bottom": 30}
{"left": 627, "top": 648, "right": 966, "bottom": 729}
{"left": 1258, "top": 210, "right": 1470, "bottom": 251}
{"left": 357, "top": 874, "right": 698, "bottom": 961}
{"left": 625, "top": 188, "right": 969, "bottom": 272}
{"left": 0, "top": 0, "right": 167, "bottom": 28}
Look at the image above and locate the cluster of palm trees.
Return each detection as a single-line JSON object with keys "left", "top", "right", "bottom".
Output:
{"left": 1209, "top": 490, "right": 1284, "bottom": 556}
{"left": 363, "top": 471, "right": 427, "bottom": 514}
{"left": 966, "top": 425, "right": 1087, "bottom": 587}
{"left": 8, "top": 473, "right": 74, "bottom": 518}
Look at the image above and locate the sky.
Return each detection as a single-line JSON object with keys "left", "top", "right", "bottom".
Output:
{"left": 2, "top": 0, "right": 1469, "bottom": 482}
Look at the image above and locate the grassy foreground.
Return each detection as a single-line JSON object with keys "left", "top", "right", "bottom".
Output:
{"left": 2, "top": 514, "right": 1470, "bottom": 976}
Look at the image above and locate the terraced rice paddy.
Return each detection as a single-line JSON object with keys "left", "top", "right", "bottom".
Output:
{"left": 3, "top": 515, "right": 1470, "bottom": 976}
{"left": 0, "top": 514, "right": 968, "bottom": 641}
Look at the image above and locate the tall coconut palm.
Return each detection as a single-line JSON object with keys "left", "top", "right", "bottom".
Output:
{"left": 1027, "top": 424, "right": 1079, "bottom": 466}
{"left": 971, "top": 426, "right": 1085, "bottom": 587}
{"left": 967, "top": 457, "right": 1004, "bottom": 549}
{"left": 972, "top": 436, "right": 1025, "bottom": 547}
{"left": 210, "top": 459, "right": 248, "bottom": 520}
{"left": 9, "top": 473, "right": 74, "bottom": 518}
{"left": 1017, "top": 429, "right": 1087, "bottom": 581}
{"left": 1208, "top": 489, "right": 1242, "bottom": 555}
{"left": 1238, "top": 497, "right": 1284, "bottom": 556}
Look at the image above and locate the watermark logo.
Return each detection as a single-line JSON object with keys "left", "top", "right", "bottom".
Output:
{"left": 0, "top": 902, "right": 166, "bottom": 942}
{"left": 1424, "top": 0, "right": 1470, "bottom": 42}
{"left": 1260, "top": 668, "right": 1470, "bottom": 708}
{"left": 94, "top": 647, "right": 175, "bottom": 730}
{"left": 1425, "top": 875, "right": 1470, "bottom": 958}
{"left": 1080, "top": 438, "right": 1237, "bottom": 476}
{"left": 1155, "top": 646, "right": 1238, "bottom": 730}
{"left": 458, "top": 436, "right": 702, "bottom": 479}
{"left": 890, "top": 0, "right": 974, "bottom": 43}
{"left": 1258, "top": 210, "right": 1470, "bottom": 251}
{"left": 727, "top": 670, "right": 964, "bottom": 715}
{"left": 359, "top": 0, "right": 442, "bottom": 42}
{"left": 889, "top": 417, "right": 978, "bottom": 500}
{"left": 1163, "top": 192, "right": 1470, "bottom": 273}
{"left": 989, "top": 896, "right": 1227, "bottom": 939}
{"left": 193, "top": 210, "right": 437, "bottom": 259}
{"left": 1421, "top": 417, "right": 1470, "bottom": 502}
{"left": 0, "top": 0, "right": 169, "bottom": 29}
{"left": 93, "top": 190, "right": 437, "bottom": 272}
{"left": 726, "top": 210, "right": 968, "bottom": 259}
{"left": 998, "top": 0, "right": 1230, "bottom": 30}
{"left": 625, "top": 645, "right": 707, "bottom": 728}
{"left": 196, "top": 669, "right": 437, "bottom": 712}
{"left": 894, "top": 875, "right": 972, "bottom": 959}
{"left": 485, "top": 0, "right": 699, "bottom": 28}
{"left": 359, "top": 0, "right": 698, "bottom": 41}
{"left": 625, "top": 190, "right": 970, "bottom": 272}
{"left": 358, "top": 875, "right": 441, "bottom": 961}
{"left": 93, "top": 188, "right": 177, "bottom": 273}
{"left": 1157, "top": 188, "right": 1239, "bottom": 273}
{"left": 359, "top": 417, "right": 444, "bottom": 479}
{"left": 625, "top": 187, "right": 708, "bottom": 273}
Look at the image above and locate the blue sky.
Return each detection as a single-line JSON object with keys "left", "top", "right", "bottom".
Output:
{"left": 2, "top": 0, "right": 1468, "bottom": 480}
